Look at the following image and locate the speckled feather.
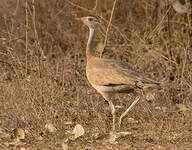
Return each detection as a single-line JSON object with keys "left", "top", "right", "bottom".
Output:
{"left": 86, "top": 56, "right": 161, "bottom": 90}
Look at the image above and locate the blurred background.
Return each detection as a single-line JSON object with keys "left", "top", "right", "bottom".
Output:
{"left": 0, "top": 0, "right": 191, "bottom": 149}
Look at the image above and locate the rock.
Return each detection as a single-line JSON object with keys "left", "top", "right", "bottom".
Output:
{"left": 37, "top": 135, "right": 43, "bottom": 141}
{"left": 0, "top": 127, "right": 9, "bottom": 139}
{"left": 12, "top": 128, "right": 25, "bottom": 142}
{"left": 155, "top": 106, "right": 167, "bottom": 112}
{"left": 64, "top": 121, "right": 73, "bottom": 125}
{"left": 62, "top": 142, "right": 68, "bottom": 150}
{"left": 9, "top": 141, "right": 26, "bottom": 147}
{"left": 72, "top": 124, "right": 85, "bottom": 139}
{"left": 45, "top": 123, "right": 56, "bottom": 133}
{"left": 127, "top": 118, "right": 138, "bottom": 124}
{"left": 176, "top": 104, "right": 189, "bottom": 112}
{"left": 146, "top": 92, "right": 155, "bottom": 102}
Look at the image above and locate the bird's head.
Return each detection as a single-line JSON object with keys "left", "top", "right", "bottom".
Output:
{"left": 76, "top": 15, "right": 101, "bottom": 29}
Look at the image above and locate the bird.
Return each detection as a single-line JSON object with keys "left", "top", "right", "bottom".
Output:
{"left": 77, "top": 15, "right": 161, "bottom": 132}
{"left": 168, "top": 0, "right": 191, "bottom": 14}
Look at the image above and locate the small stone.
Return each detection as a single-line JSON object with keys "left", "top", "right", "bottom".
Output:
{"left": 155, "top": 106, "right": 167, "bottom": 112}
{"left": 84, "top": 146, "right": 94, "bottom": 150}
{"left": 147, "top": 144, "right": 165, "bottom": 150}
{"left": 37, "top": 136, "right": 43, "bottom": 141}
{"left": 146, "top": 92, "right": 155, "bottom": 102}
{"left": 127, "top": 118, "right": 138, "bottom": 124}
{"left": 45, "top": 123, "right": 56, "bottom": 133}
{"left": 176, "top": 104, "right": 189, "bottom": 112}
{"left": 9, "top": 141, "right": 26, "bottom": 147}
{"left": 64, "top": 121, "right": 72, "bottom": 125}
{"left": 62, "top": 142, "right": 68, "bottom": 150}
{"left": 0, "top": 127, "right": 9, "bottom": 138}
{"left": 115, "top": 105, "right": 123, "bottom": 109}
{"left": 12, "top": 128, "right": 25, "bottom": 142}
{"left": 72, "top": 124, "right": 85, "bottom": 139}
{"left": 25, "top": 76, "right": 31, "bottom": 82}
{"left": 92, "top": 132, "right": 100, "bottom": 139}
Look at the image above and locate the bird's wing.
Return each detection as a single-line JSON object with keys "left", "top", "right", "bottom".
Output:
{"left": 86, "top": 57, "right": 159, "bottom": 87}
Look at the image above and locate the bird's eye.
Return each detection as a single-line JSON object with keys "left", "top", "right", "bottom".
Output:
{"left": 88, "top": 18, "right": 93, "bottom": 21}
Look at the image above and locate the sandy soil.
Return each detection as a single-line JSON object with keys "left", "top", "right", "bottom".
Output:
{"left": 0, "top": 0, "right": 192, "bottom": 149}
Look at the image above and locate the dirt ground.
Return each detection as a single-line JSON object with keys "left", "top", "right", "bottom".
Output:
{"left": 0, "top": 0, "right": 192, "bottom": 150}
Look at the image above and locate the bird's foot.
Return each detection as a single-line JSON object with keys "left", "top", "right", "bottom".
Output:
{"left": 108, "top": 131, "right": 132, "bottom": 143}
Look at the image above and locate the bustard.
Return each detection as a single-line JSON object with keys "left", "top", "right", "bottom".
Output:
{"left": 77, "top": 15, "right": 161, "bottom": 132}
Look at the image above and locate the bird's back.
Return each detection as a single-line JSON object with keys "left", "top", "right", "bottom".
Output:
{"left": 86, "top": 56, "right": 161, "bottom": 90}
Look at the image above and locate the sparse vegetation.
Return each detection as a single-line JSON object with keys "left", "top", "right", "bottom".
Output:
{"left": 0, "top": 0, "right": 192, "bottom": 149}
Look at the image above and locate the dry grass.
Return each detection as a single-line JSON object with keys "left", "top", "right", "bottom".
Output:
{"left": 0, "top": 0, "right": 192, "bottom": 149}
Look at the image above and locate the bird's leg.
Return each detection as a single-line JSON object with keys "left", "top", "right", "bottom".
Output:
{"left": 101, "top": 92, "right": 116, "bottom": 132}
{"left": 119, "top": 96, "right": 140, "bottom": 128}
{"left": 107, "top": 99, "right": 116, "bottom": 132}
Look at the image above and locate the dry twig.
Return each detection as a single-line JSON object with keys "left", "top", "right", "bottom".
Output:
{"left": 25, "top": 0, "right": 29, "bottom": 75}
{"left": 101, "top": 0, "right": 117, "bottom": 57}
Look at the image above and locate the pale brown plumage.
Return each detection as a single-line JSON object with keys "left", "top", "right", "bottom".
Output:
{"left": 78, "top": 15, "right": 161, "bottom": 132}
{"left": 87, "top": 56, "right": 161, "bottom": 90}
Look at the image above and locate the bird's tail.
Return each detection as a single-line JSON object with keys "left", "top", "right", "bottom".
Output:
{"left": 137, "top": 77, "right": 162, "bottom": 90}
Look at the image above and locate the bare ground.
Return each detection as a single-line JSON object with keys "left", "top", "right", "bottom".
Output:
{"left": 0, "top": 0, "right": 192, "bottom": 149}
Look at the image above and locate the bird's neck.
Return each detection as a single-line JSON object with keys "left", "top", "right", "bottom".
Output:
{"left": 86, "top": 28, "right": 96, "bottom": 59}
